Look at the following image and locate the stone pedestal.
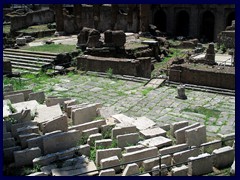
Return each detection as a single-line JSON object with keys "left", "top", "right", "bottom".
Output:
{"left": 175, "top": 85, "right": 187, "bottom": 100}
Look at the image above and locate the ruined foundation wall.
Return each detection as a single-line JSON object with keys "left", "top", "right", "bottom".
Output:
{"left": 10, "top": 9, "right": 54, "bottom": 32}
{"left": 169, "top": 65, "right": 235, "bottom": 90}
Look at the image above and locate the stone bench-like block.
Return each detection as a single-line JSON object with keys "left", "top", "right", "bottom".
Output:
{"left": 143, "top": 158, "right": 158, "bottom": 172}
{"left": 172, "top": 148, "right": 200, "bottom": 165}
{"left": 33, "top": 153, "right": 58, "bottom": 166}
{"left": 11, "top": 121, "right": 38, "bottom": 138}
{"left": 117, "top": 133, "right": 139, "bottom": 149}
{"left": 185, "top": 125, "right": 206, "bottom": 146}
{"left": 96, "top": 148, "right": 122, "bottom": 166}
{"left": 28, "top": 91, "right": 45, "bottom": 104}
{"left": 82, "top": 127, "right": 99, "bottom": 138}
{"left": 139, "top": 136, "right": 172, "bottom": 149}
{"left": 159, "top": 143, "right": 188, "bottom": 156}
{"left": 3, "top": 146, "right": 21, "bottom": 163}
{"left": 14, "top": 147, "right": 41, "bottom": 167}
{"left": 41, "top": 115, "right": 68, "bottom": 134}
{"left": 171, "top": 165, "right": 188, "bottom": 176}
{"left": 201, "top": 140, "right": 222, "bottom": 153}
{"left": 99, "top": 169, "right": 115, "bottom": 176}
{"left": 124, "top": 145, "right": 145, "bottom": 153}
{"left": 95, "top": 139, "right": 112, "bottom": 149}
{"left": 140, "top": 127, "right": 166, "bottom": 138}
{"left": 4, "top": 93, "right": 24, "bottom": 103}
{"left": 72, "top": 103, "right": 102, "bottom": 125}
{"left": 188, "top": 153, "right": 213, "bottom": 175}
{"left": 170, "top": 121, "right": 189, "bottom": 137}
{"left": 3, "top": 138, "right": 15, "bottom": 148}
{"left": 87, "top": 133, "right": 103, "bottom": 146}
{"left": 122, "top": 163, "right": 139, "bottom": 176}
{"left": 174, "top": 123, "right": 200, "bottom": 144}
{"left": 19, "top": 133, "right": 40, "bottom": 149}
{"left": 111, "top": 126, "right": 137, "bottom": 139}
{"left": 69, "top": 119, "right": 106, "bottom": 133}
{"left": 122, "top": 147, "right": 158, "bottom": 166}
{"left": 212, "top": 146, "right": 235, "bottom": 169}
{"left": 17, "top": 125, "right": 39, "bottom": 136}
{"left": 100, "top": 156, "right": 121, "bottom": 173}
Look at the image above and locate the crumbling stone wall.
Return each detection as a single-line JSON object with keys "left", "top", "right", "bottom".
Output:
{"left": 169, "top": 65, "right": 235, "bottom": 90}
{"left": 10, "top": 9, "right": 54, "bottom": 32}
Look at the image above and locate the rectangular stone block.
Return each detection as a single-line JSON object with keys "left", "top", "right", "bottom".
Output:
{"left": 40, "top": 114, "right": 68, "bottom": 134}
{"left": 3, "top": 138, "right": 15, "bottom": 148}
{"left": 143, "top": 158, "right": 159, "bottom": 171}
{"left": 3, "top": 146, "right": 21, "bottom": 163}
{"left": 111, "top": 114, "right": 135, "bottom": 126}
{"left": 170, "top": 121, "right": 189, "bottom": 137}
{"left": 28, "top": 91, "right": 45, "bottom": 104}
{"left": 132, "top": 116, "right": 156, "bottom": 130}
{"left": 140, "top": 127, "right": 166, "bottom": 138}
{"left": 100, "top": 156, "right": 121, "bottom": 173}
{"left": 174, "top": 123, "right": 200, "bottom": 144}
{"left": 219, "top": 133, "right": 235, "bottom": 146}
{"left": 66, "top": 103, "right": 89, "bottom": 118}
{"left": 117, "top": 133, "right": 139, "bottom": 149}
{"left": 63, "top": 99, "right": 77, "bottom": 111}
{"left": 33, "top": 153, "right": 58, "bottom": 166}
{"left": 77, "top": 144, "right": 90, "bottom": 157}
{"left": 72, "top": 103, "right": 102, "bottom": 125}
{"left": 201, "top": 140, "right": 222, "bottom": 153}
{"left": 96, "top": 148, "right": 122, "bottom": 166}
{"left": 111, "top": 126, "right": 137, "bottom": 139}
{"left": 69, "top": 119, "right": 106, "bottom": 133}
{"left": 12, "top": 100, "right": 39, "bottom": 114}
{"left": 14, "top": 147, "right": 41, "bottom": 167}
{"left": 19, "top": 133, "right": 40, "bottom": 149}
{"left": 125, "top": 145, "right": 146, "bottom": 153}
{"left": 160, "top": 124, "right": 170, "bottom": 131}
{"left": 3, "top": 132, "right": 12, "bottom": 139}
{"left": 139, "top": 136, "right": 172, "bottom": 149}
{"left": 17, "top": 125, "right": 39, "bottom": 136}
{"left": 159, "top": 143, "right": 188, "bottom": 156}
{"left": 11, "top": 121, "right": 38, "bottom": 138}
{"left": 4, "top": 89, "right": 33, "bottom": 101}
{"left": 95, "top": 139, "right": 112, "bottom": 148}
{"left": 122, "top": 163, "right": 139, "bottom": 176}
{"left": 87, "top": 133, "right": 103, "bottom": 146}
{"left": 43, "top": 130, "right": 81, "bottom": 155}
{"left": 34, "top": 104, "right": 63, "bottom": 123}
{"left": 161, "top": 155, "right": 172, "bottom": 166}
{"left": 4, "top": 93, "right": 24, "bottom": 103}
{"left": 27, "top": 130, "right": 62, "bottom": 153}
{"left": 185, "top": 125, "right": 206, "bottom": 146}
{"left": 82, "top": 128, "right": 99, "bottom": 138}
{"left": 171, "top": 165, "right": 189, "bottom": 176}
{"left": 99, "top": 169, "right": 115, "bottom": 176}
{"left": 212, "top": 146, "right": 235, "bottom": 169}
{"left": 188, "top": 153, "right": 213, "bottom": 175}
{"left": 45, "top": 97, "right": 71, "bottom": 107}
{"left": 10, "top": 109, "right": 32, "bottom": 123}
{"left": 41, "top": 164, "right": 58, "bottom": 176}
{"left": 122, "top": 147, "right": 158, "bottom": 166}
{"left": 172, "top": 148, "right": 200, "bottom": 164}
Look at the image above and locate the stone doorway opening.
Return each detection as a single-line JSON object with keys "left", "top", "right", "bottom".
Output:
{"left": 176, "top": 10, "right": 189, "bottom": 37}
{"left": 226, "top": 11, "right": 235, "bottom": 27}
{"left": 154, "top": 9, "right": 167, "bottom": 33}
{"left": 201, "top": 11, "right": 215, "bottom": 42}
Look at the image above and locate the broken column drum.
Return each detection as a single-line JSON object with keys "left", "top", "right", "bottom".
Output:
{"left": 205, "top": 43, "right": 215, "bottom": 64}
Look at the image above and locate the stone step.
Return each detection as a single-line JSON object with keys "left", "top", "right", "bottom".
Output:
{"left": 11, "top": 61, "right": 51, "bottom": 70}
{"left": 12, "top": 64, "right": 42, "bottom": 71}
{"left": 3, "top": 50, "right": 56, "bottom": 60}
{"left": 9, "top": 58, "right": 51, "bottom": 67}
{"left": 3, "top": 54, "right": 54, "bottom": 63}
{"left": 4, "top": 48, "right": 58, "bottom": 57}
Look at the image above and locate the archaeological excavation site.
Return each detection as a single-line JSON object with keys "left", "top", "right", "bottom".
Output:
{"left": 3, "top": 4, "right": 235, "bottom": 176}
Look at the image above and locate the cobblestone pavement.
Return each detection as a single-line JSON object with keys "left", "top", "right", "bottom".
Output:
{"left": 45, "top": 74, "right": 235, "bottom": 137}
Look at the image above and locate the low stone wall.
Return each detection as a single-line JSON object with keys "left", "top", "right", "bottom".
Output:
{"left": 10, "top": 9, "right": 54, "bottom": 32}
{"left": 169, "top": 64, "right": 235, "bottom": 90}
{"left": 77, "top": 55, "right": 152, "bottom": 78}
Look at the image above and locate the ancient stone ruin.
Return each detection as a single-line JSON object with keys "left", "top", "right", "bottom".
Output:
{"left": 3, "top": 86, "right": 235, "bottom": 176}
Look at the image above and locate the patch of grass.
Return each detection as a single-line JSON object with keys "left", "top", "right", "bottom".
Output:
{"left": 7, "top": 102, "right": 17, "bottom": 113}
{"left": 141, "top": 87, "right": 154, "bottom": 96}
{"left": 21, "top": 164, "right": 42, "bottom": 176}
{"left": 3, "top": 24, "right": 11, "bottom": 34}
{"left": 4, "top": 116, "right": 17, "bottom": 124}
{"left": 181, "top": 106, "right": 221, "bottom": 120}
{"left": 22, "top": 44, "right": 76, "bottom": 53}
{"left": 3, "top": 77, "right": 26, "bottom": 90}
{"left": 17, "top": 24, "right": 54, "bottom": 33}
{"left": 110, "top": 139, "right": 118, "bottom": 148}
{"left": 106, "top": 68, "right": 113, "bottom": 79}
